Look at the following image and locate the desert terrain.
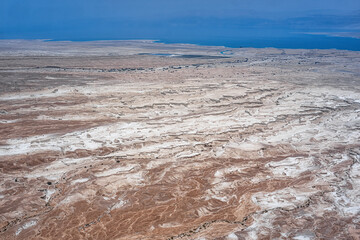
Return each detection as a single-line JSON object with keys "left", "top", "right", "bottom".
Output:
{"left": 0, "top": 40, "right": 359, "bottom": 239}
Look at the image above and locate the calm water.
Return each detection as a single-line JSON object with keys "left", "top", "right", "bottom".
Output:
{"left": 42, "top": 35, "right": 360, "bottom": 51}
{"left": 46, "top": 32, "right": 360, "bottom": 51}
{"left": 2, "top": 1, "right": 360, "bottom": 51}
{"left": 158, "top": 34, "right": 360, "bottom": 51}
{"left": 4, "top": 25, "right": 360, "bottom": 51}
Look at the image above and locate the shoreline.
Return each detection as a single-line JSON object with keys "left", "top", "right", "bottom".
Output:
{"left": 1, "top": 37, "right": 360, "bottom": 52}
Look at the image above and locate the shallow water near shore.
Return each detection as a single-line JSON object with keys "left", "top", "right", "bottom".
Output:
{"left": 156, "top": 33, "right": 360, "bottom": 51}
{"left": 41, "top": 32, "right": 360, "bottom": 51}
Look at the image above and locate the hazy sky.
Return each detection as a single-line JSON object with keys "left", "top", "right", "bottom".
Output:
{"left": 1, "top": 0, "right": 360, "bottom": 48}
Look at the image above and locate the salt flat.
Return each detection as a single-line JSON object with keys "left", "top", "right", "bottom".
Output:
{"left": 0, "top": 40, "right": 359, "bottom": 239}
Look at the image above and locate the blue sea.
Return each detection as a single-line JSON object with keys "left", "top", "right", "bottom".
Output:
{"left": 41, "top": 34, "right": 360, "bottom": 51}
{"left": 2, "top": 19, "right": 360, "bottom": 51}
{"left": 157, "top": 34, "right": 360, "bottom": 51}
{"left": 44, "top": 31, "right": 360, "bottom": 51}
{"left": 2, "top": 1, "right": 360, "bottom": 51}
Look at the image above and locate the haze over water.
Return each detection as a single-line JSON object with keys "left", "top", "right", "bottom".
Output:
{"left": 1, "top": 0, "right": 360, "bottom": 50}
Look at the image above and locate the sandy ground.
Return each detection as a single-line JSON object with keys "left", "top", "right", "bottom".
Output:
{"left": 0, "top": 40, "right": 360, "bottom": 239}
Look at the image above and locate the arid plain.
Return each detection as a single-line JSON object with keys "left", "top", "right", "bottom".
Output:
{"left": 0, "top": 40, "right": 359, "bottom": 239}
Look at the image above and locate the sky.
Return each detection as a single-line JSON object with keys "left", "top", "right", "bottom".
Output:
{"left": 1, "top": 0, "right": 360, "bottom": 49}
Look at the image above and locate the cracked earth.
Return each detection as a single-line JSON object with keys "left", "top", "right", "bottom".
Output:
{"left": 0, "top": 40, "right": 359, "bottom": 239}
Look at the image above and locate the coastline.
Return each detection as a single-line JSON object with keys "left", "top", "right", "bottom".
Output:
{"left": 1, "top": 34, "right": 360, "bottom": 52}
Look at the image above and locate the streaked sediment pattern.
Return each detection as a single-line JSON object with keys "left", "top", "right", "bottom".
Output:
{"left": 0, "top": 40, "right": 359, "bottom": 239}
